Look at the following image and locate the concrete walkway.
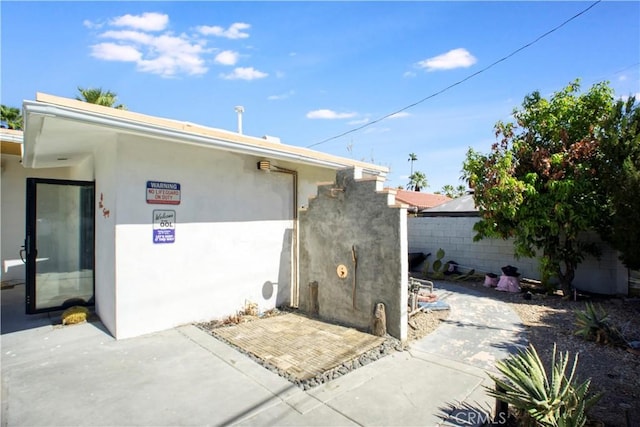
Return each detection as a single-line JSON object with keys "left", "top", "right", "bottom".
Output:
{"left": 1, "top": 281, "right": 526, "bottom": 426}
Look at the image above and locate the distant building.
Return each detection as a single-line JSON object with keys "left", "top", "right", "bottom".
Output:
{"left": 392, "top": 189, "right": 451, "bottom": 214}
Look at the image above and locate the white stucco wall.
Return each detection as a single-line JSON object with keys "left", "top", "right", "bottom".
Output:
{"left": 3, "top": 133, "right": 347, "bottom": 339}
{"left": 1, "top": 153, "right": 78, "bottom": 282}
{"left": 94, "top": 139, "right": 117, "bottom": 335}
{"left": 408, "top": 216, "right": 629, "bottom": 295}
{"left": 109, "top": 135, "right": 336, "bottom": 339}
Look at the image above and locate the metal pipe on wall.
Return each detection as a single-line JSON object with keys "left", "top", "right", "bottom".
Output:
{"left": 272, "top": 165, "right": 299, "bottom": 308}
{"left": 258, "top": 160, "right": 299, "bottom": 307}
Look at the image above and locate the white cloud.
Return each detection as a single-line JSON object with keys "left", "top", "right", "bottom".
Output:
{"left": 83, "top": 19, "right": 103, "bottom": 30}
{"left": 388, "top": 111, "right": 410, "bottom": 119}
{"left": 403, "top": 71, "right": 416, "bottom": 78}
{"left": 99, "top": 30, "right": 153, "bottom": 44}
{"left": 215, "top": 50, "right": 239, "bottom": 66}
{"left": 220, "top": 67, "right": 268, "bottom": 80}
{"left": 306, "top": 109, "right": 357, "bottom": 119}
{"left": 92, "top": 29, "right": 207, "bottom": 77}
{"left": 348, "top": 118, "right": 370, "bottom": 125}
{"left": 88, "top": 14, "right": 259, "bottom": 78}
{"left": 417, "top": 48, "right": 477, "bottom": 71}
{"left": 110, "top": 12, "right": 169, "bottom": 32}
{"left": 268, "top": 90, "right": 295, "bottom": 100}
{"left": 620, "top": 93, "right": 640, "bottom": 101}
{"left": 197, "top": 22, "right": 250, "bottom": 39}
{"left": 90, "top": 43, "right": 142, "bottom": 62}
{"left": 619, "top": 75, "right": 628, "bottom": 82}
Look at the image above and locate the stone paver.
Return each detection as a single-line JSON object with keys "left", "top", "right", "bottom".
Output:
{"left": 211, "top": 313, "right": 385, "bottom": 380}
{"left": 411, "top": 281, "right": 527, "bottom": 372}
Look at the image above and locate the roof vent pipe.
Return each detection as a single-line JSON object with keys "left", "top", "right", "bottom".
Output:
{"left": 234, "top": 106, "right": 244, "bottom": 134}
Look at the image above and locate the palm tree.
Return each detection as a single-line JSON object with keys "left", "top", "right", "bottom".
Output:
{"left": 439, "top": 184, "right": 456, "bottom": 198}
{"left": 436, "top": 184, "right": 469, "bottom": 198}
{"left": 408, "top": 153, "right": 418, "bottom": 175}
{"left": 76, "top": 87, "right": 126, "bottom": 109}
{"left": 407, "top": 171, "right": 428, "bottom": 192}
{"left": 1, "top": 105, "right": 23, "bottom": 129}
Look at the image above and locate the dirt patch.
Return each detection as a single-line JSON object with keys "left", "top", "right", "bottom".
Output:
{"left": 407, "top": 309, "right": 450, "bottom": 342}
{"left": 437, "top": 279, "right": 640, "bottom": 427}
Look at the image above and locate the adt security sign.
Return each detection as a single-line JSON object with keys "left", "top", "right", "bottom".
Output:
{"left": 153, "top": 210, "right": 176, "bottom": 244}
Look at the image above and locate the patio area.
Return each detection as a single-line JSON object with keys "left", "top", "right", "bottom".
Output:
{"left": 203, "top": 312, "right": 387, "bottom": 382}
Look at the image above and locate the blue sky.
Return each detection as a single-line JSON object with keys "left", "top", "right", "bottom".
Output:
{"left": 2, "top": 1, "right": 639, "bottom": 191}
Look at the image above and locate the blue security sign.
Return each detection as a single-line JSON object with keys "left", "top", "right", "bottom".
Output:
{"left": 153, "top": 210, "right": 176, "bottom": 244}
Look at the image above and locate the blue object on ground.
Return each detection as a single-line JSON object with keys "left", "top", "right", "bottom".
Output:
{"left": 418, "top": 300, "right": 450, "bottom": 311}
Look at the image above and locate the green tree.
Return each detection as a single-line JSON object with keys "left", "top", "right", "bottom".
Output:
{"left": 597, "top": 96, "right": 640, "bottom": 269}
{"left": 76, "top": 87, "right": 126, "bottom": 109}
{"left": 1, "top": 105, "right": 23, "bottom": 129}
{"left": 436, "top": 184, "right": 467, "bottom": 198}
{"left": 462, "top": 80, "right": 619, "bottom": 295}
{"left": 408, "top": 153, "right": 418, "bottom": 175}
{"left": 407, "top": 171, "right": 428, "bottom": 192}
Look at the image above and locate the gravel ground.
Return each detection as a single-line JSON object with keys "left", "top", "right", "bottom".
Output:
{"left": 430, "top": 279, "right": 640, "bottom": 427}
{"left": 407, "top": 308, "right": 450, "bottom": 342}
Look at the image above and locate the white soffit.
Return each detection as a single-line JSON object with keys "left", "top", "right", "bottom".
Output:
{"left": 23, "top": 94, "right": 389, "bottom": 175}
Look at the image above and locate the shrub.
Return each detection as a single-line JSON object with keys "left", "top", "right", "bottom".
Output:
{"left": 574, "top": 302, "right": 625, "bottom": 346}
{"left": 486, "top": 344, "right": 601, "bottom": 427}
{"left": 61, "top": 306, "right": 89, "bottom": 325}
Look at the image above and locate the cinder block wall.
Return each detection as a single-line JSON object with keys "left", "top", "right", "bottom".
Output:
{"left": 408, "top": 216, "right": 628, "bottom": 295}
{"left": 408, "top": 216, "right": 539, "bottom": 278}
{"left": 299, "top": 168, "right": 408, "bottom": 341}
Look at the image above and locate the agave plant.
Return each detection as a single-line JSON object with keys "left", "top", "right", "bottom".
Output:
{"left": 574, "top": 302, "right": 624, "bottom": 346}
{"left": 486, "top": 344, "right": 601, "bottom": 427}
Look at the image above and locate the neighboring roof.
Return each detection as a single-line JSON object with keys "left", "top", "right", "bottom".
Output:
{"left": 22, "top": 93, "right": 390, "bottom": 175}
{"left": 393, "top": 190, "right": 451, "bottom": 210}
{"left": 419, "top": 193, "right": 479, "bottom": 217}
{"left": 0, "top": 128, "right": 23, "bottom": 156}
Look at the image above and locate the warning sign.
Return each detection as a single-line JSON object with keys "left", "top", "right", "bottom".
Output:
{"left": 147, "top": 181, "right": 181, "bottom": 205}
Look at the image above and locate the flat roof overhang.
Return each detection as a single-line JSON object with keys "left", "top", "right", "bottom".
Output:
{"left": 22, "top": 94, "right": 389, "bottom": 176}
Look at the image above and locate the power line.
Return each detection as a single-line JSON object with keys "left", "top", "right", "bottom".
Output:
{"left": 589, "top": 62, "right": 640, "bottom": 86}
{"left": 307, "top": 0, "right": 602, "bottom": 149}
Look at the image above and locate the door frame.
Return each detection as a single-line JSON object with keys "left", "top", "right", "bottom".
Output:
{"left": 25, "top": 178, "right": 96, "bottom": 314}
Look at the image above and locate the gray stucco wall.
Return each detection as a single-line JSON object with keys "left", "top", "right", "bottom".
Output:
{"left": 299, "top": 168, "right": 408, "bottom": 341}
{"left": 408, "top": 216, "right": 628, "bottom": 295}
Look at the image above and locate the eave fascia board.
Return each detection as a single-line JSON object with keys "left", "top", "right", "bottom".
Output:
{"left": 23, "top": 99, "right": 389, "bottom": 176}
{"left": 0, "top": 129, "right": 24, "bottom": 144}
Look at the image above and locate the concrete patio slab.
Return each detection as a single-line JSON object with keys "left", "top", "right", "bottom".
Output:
{"left": 1, "top": 280, "right": 526, "bottom": 426}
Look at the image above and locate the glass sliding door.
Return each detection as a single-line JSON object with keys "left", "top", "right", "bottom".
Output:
{"left": 25, "top": 178, "right": 95, "bottom": 314}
